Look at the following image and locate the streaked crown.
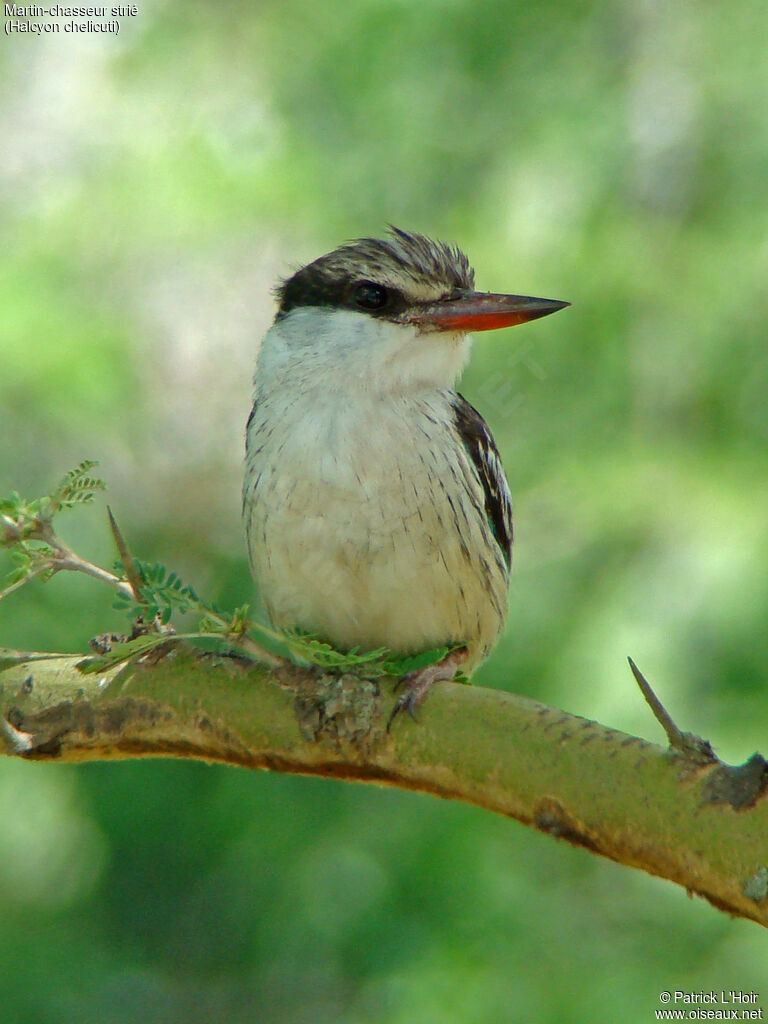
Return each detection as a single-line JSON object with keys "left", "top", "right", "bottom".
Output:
{"left": 275, "top": 227, "right": 475, "bottom": 322}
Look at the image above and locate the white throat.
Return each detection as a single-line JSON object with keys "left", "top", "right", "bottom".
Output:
{"left": 254, "top": 307, "right": 472, "bottom": 398}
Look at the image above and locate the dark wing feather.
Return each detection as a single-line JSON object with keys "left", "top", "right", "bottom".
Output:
{"left": 452, "top": 393, "right": 513, "bottom": 569}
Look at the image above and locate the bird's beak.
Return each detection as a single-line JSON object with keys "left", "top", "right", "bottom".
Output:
{"left": 406, "top": 292, "right": 570, "bottom": 333}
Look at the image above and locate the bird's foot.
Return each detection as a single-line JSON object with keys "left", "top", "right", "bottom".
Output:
{"left": 387, "top": 647, "right": 468, "bottom": 731}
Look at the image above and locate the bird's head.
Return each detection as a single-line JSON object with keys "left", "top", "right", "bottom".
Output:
{"left": 259, "top": 228, "right": 568, "bottom": 394}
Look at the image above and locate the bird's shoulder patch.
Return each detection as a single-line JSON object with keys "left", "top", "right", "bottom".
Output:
{"left": 452, "top": 393, "right": 513, "bottom": 568}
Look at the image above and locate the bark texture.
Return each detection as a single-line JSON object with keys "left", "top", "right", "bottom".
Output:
{"left": 2, "top": 646, "right": 767, "bottom": 926}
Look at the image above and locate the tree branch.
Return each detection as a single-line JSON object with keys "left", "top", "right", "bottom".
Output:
{"left": 2, "top": 647, "right": 767, "bottom": 926}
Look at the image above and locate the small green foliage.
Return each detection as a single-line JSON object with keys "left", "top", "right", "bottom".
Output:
{"left": 48, "top": 460, "right": 106, "bottom": 513}
{"left": 0, "top": 490, "right": 24, "bottom": 520}
{"left": 0, "top": 492, "right": 39, "bottom": 547}
{"left": 384, "top": 647, "right": 459, "bottom": 678}
{"left": 199, "top": 603, "right": 251, "bottom": 636}
{"left": 6, "top": 545, "right": 55, "bottom": 586}
{"left": 283, "top": 629, "right": 390, "bottom": 672}
{"left": 282, "top": 629, "right": 457, "bottom": 678}
{"left": 1, "top": 460, "right": 106, "bottom": 596}
{"left": 113, "top": 559, "right": 202, "bottom": 624}
{"left": 1, "top": 461, "right": 106, "bottom": 536}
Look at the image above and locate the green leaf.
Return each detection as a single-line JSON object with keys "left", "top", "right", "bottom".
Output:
{"left": 279, "top": 630, "right": 458, "bottom": 678}
{"left": 49, "top": 459, "right": 106, "bottom": 513}
{"left": 381, "top": 646, "right": 453, "bottom": 677}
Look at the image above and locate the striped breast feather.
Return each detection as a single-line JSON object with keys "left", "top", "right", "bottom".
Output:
{"left": 452, "top": 393, "right": 513, "bottom": 569}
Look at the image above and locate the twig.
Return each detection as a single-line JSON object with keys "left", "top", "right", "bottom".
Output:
{"left": 50, "top": 546, "right": 135, "bottom": 600}
{"left": 29, "top": 516, "right": 136, "bottom": 600}
{"left": 0, "top": 565, "right": 49, "bottom": 603}
{"left": 2, "top": 480, "right": 286, "bottom": 670}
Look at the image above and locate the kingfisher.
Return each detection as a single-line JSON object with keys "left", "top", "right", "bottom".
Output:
{"left": 243, "top": 228, "right": 568, "bottom": 725}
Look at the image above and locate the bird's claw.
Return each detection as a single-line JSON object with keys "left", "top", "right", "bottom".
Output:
{"left": 386, "top": 690, "right": 420, "bottom": 731}
{"left": 386, "top": 647, "right": 468, "bottom": 732}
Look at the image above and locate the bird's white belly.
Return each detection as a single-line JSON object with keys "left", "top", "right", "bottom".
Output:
{"left": 244, "top": 392, "right": 507, "bottom": 668}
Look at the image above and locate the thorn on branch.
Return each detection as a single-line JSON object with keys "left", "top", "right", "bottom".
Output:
{"left": 107, "top": 506, "right": 144, "bottom": 602}
{"left": 627, "top": 656, "right": 718, "bottom": 765}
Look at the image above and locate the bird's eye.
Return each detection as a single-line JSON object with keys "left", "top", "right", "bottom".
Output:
{"left": 353, "top": 281, "right": 388, "bottom": 310}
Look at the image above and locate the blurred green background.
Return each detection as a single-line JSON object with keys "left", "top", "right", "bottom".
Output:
{"left": 2, "top": 0, "right": 768, "bottom": 1020}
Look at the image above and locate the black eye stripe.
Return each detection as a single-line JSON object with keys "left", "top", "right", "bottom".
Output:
{"left": 276, "top": 268, "right": 408, "bottom": 321}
